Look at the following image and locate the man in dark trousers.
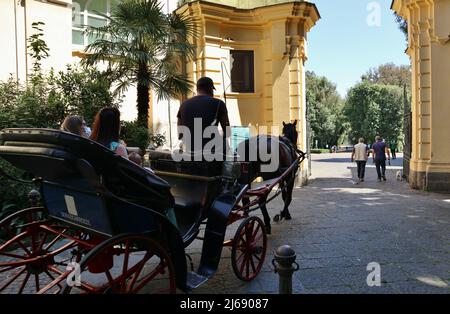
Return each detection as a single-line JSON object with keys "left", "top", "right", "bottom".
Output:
{"left": 372, "top": 136, "right": 391, "bottom": 182}
{"left": 177, "top": 77, "right": 230, "bottom": 157}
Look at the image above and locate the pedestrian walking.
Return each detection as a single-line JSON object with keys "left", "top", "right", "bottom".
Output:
{"left": 390, "top": 141, "right": 397, "bottom": 159}
{"left": 351, "top": 138, "right": 369, "bottom": 183}
{"left": 372, "top": 136, "right": 391, "bottom": 182}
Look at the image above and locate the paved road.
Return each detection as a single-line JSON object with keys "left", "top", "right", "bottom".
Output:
{"left": 1, "top": 153, "right": 449, "bottom": 294}
{"left": 191, "top": 153, "right": 450, "bottom": 294}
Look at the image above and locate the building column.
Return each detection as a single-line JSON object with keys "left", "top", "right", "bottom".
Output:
{"left": 393, "top": 0, "right": 450, "bottom": 192}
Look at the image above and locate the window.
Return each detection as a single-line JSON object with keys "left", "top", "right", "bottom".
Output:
{"left": 72, "top": 0, "right": 117, "bottom": 47}
{"left": 230, "top": 50, "right": 254, "bottom": 93}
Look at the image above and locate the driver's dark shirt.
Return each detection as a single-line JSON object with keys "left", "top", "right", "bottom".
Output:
{"left": 177, "top": 95, "right": 228, "bottom": 151}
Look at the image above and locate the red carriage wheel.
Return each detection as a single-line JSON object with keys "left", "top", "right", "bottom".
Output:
{"left": 231, "top": 216, "right": 267, "bottom": 281}
{"left": 0, "top": 207, "right": 85, "bottom": 294}
{"left": 61, "top": 234, "right": 176, "bottom": 294}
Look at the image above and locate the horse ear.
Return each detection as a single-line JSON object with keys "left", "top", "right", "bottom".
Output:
{"left": 282, "top": 121, "right": 286, "bottom": 126}
{"left": 293, "top": 120, "right": 297, "bottom": 126}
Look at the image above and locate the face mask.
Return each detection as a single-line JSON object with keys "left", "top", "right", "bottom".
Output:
{"left": 83, "top": 126, "right": 92, "bottom": 138}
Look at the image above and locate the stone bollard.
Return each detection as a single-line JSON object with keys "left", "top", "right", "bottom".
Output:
{"left": 272, "top": 245, "right": 299, "bottom": 294}
{"left": 28, "top": 189, "right": 41, "bottom": 207}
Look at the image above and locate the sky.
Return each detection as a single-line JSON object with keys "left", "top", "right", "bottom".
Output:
{"left": 306, "top": 0, "right": 410, "bottom": 97}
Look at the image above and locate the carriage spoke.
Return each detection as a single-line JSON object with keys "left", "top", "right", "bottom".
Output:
{"left": 0, "top": 232, "right": 32, "bottom": 256}
{"left": 253, "top": 233, "right": 264, "bottom": 242}
{"left": 131, "top": 262, "right": 166, "bottom": 293}
{"left": 37, "top": 270, "right": 71, "bottom": 294}
{"left": 18, "top": 272, "right": 31, "bottom": 294}
{"left": 236, "top": 251, "right": 245, "bottom": 264}
{"left": 249, "top": 255, "right": 256, "bottom": 274}
{"left": 245, "top": 255, "right": 250, "bottom": 278}
{"left": 43, "top": 232, "right": 64, "bottom": 251}
{"left": 252, "top": 223, "right": 261, "bottom": 239}
{"left": 0, "top": 264, "right": 20, "bottom": 274}
{"left": 44, "top": 270, "right": 62, "bottom": 289}
{"left": 48, "top": 265, "right": 64, "bottom": 275}
{"left": 128, "top": 249, "right": 154, "bottom": 292}
{"left": 239, "top": 254, "right": 248, "bottom": 275}
{"left": 238, "top": 234, "right": 248, "bottom": 246}
{"left": 0, "top": 251, "right": 26, "bottom": 260}
{"left": 0, "top": 267, "right": 26, "bottom": 292}
{"left": 121, "top": 240, "right": 130, "bottom": 293}
{"left": 104, "top": 269, "right": 115, "bottom": 289}
{"left": 252, "top": 252, "right": 262, "bottom": 262}
{"left": 34, "top": 274, "right": 40, "bottom": 292}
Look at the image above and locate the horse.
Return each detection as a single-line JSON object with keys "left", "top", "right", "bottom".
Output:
{"left": 237, "top": 120, "right": 303, "bottom": 234}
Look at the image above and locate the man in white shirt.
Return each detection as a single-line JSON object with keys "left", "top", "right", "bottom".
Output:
{"left": 351, "top": 137, "right": 369, "bottom": 183}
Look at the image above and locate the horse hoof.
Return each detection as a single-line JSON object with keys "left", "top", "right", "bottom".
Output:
{"left": 273, "top": 214, "right": 280, "bottom": 223}
{"left": 265, "top": 226, "right": 271, "bottom": 235}
{"left": 282, "top": 212, "right": 292, "bottom": 220}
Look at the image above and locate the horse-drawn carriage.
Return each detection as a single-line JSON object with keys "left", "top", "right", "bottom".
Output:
{"left": 0, "top": 126, "right": 305, "bottom": 294}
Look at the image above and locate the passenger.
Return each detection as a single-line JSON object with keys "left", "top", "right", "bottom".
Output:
{"left": 61, "top": 115, "right": 84, "bottom": 136}
{"left": 90, "top": 107, "right": 128, "bottom": 159}
{"left": 128, "top": 151, "right": 143, "bottom": 166}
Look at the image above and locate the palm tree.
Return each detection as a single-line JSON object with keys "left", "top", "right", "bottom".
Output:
{"left": 82, "top": 0, "right": 196, "bottom": 127}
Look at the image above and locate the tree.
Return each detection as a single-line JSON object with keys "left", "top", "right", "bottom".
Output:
{"left": 344, "top": 82, "right": 403, "bottom": 144}
{"left": 394, "top": 13, "right": 408, "bottom": 42}
{"left": 361, "top": 63, "right": 411, "bottom": 88}
{"left": 306, "top": 71, "right": 346, "bottom": 148}
{"left": 27, "top": 22, "right": 50, "bottom": 80}
{"left": 82, "top": 0, "right": 196, "bottom": 128}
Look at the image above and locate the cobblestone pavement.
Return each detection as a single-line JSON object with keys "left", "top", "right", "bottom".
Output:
{"left": 190, "top": 153, "right": 450, "bottom": 294}
{"left": 1, "top": 153, "right": 449, "bottom": 294}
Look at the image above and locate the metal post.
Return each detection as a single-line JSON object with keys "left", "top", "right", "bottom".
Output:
{"left": 272, "top": 245, "right": 299, "bottom": 294}
{"left": 28, "top": 189, "right": 40, "bottom": 207}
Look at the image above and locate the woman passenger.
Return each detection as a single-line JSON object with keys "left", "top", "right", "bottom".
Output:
{"left": 90, "top": 107, "right": 128, "bottom": 159}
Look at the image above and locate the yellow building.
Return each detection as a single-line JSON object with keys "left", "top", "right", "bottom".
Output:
{"left": 151, "top": 0, "right": 320, "bottom": 183}
{"left": 392, "top": 0, "right": 450, "bottom": 192}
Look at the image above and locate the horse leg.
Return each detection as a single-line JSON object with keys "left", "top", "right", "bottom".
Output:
{"left": 259, "top": 196, "right": 271, "bottom": 235}
{"left": 274, "top": 181, "right": 287, "bottom": 222}
{"left": 280, "top": 176, "right": 294, "bottom": 220}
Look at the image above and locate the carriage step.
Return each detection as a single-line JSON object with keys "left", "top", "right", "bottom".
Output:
{"left": 186, "top": 271, "right": 209, "bottom": 290}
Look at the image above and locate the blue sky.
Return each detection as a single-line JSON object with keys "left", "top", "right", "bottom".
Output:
{"left": 306, "top": 0, "right": 410, "bottom": 97}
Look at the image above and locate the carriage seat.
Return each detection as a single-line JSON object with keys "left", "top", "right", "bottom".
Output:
{"left": 149, "top": 149, "right": 223, "bottom": 178}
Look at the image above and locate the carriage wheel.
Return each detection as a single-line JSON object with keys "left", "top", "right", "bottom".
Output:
{"left": 0, "top": 207, "right": 84, "bottom": 294}
{"left": 61, "top": 234, "right": 176, "bottom": 294}
{"left": 231, "top": 216, "right": 267, "bottom": 281}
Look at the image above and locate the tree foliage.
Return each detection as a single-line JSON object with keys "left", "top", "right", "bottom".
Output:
{"left": 306, "top": 71, "right": 346, "bottom": 148}
{"left": 82, "top": 0, "right": 197, "bottom": 127}
{"left": 394, "top": 13, "right": 408, "bottom": 42}
{"left": 361, "top": 63, "right": 411, "bottom": 88}
{"left": 344, "top": 82, "right": 403, "bottom": 144}
{"left": 0, "top": 66, "right": 121, "bottom": 130}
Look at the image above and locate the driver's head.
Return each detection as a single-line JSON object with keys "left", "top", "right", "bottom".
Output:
{"left": 196, "top": 77, "right": 215, "bottom": 96}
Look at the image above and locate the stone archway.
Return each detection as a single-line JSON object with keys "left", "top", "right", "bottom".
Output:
{"left": 392, "top": 0, "right": 450, "bottom": 192}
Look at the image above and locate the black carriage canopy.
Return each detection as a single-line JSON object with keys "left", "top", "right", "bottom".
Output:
{"left": 0, "top": 128, "right": 174, "bottom": 211}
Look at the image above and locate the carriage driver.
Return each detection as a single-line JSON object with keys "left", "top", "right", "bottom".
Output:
{"left": 177, "top": 77, "right": 230, "bottom": 159}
